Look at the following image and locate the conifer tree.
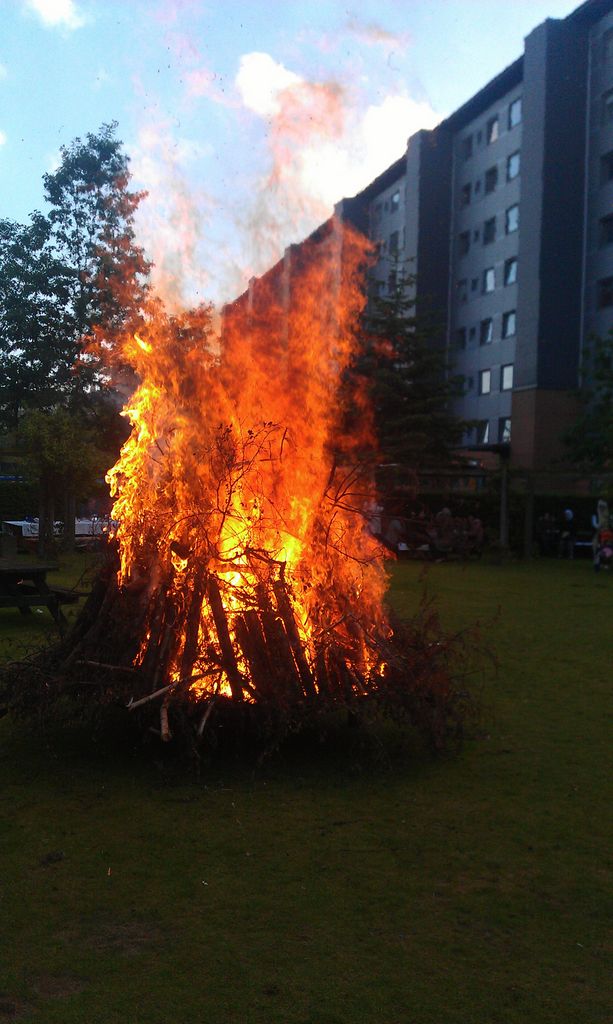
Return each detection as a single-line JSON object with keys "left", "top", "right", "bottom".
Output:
{"left": 349, "top": 257, "right": 469, "bottom": 471}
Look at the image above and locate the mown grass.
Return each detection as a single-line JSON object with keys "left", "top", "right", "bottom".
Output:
{"left": 0, "top": 558, "right": 610, "bottom": 1023}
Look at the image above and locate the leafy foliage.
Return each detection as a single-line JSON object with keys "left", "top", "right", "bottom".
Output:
{"left": 20, "top": 408, "right": 110, "bottom": 500}
{"left": 565, "top": 329, "right": 613, "bottom": 470}
{"left": 0, "top": 123, "right": 149, "bottom": 429}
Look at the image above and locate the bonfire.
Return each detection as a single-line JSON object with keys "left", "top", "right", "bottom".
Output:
{"left": 2, "top": 219, "right": 477, "bottom": 758}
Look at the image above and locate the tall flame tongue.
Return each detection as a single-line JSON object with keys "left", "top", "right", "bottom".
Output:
{"left": 107, "top": 218, "right": 389, "bottom": 704}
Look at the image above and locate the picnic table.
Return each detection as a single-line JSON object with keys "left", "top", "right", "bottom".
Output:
{"left": 0, "top": 561, "right": 75, "bottom": 632}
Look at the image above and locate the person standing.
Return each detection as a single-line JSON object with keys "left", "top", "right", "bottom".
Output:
{"left": 558, "top": 508, "right": 576, "bottom": 559}
{"left": 591, "top": 499, "right": 610, "bottom": 572}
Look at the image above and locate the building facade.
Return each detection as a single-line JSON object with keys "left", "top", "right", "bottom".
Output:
{"left": 337, "top": 0, "right": 613, "bottom": 472}
{"left": 226, "top": 0, "right": 613, "bottom": 477}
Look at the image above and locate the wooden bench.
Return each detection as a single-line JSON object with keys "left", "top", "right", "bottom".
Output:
{"left": 0, "top": 562, "right": 71, "bottom": 632}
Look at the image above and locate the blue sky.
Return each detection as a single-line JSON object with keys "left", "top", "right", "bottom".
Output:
{"left": 1, "top": 0, "right": 579, "bottom": 304}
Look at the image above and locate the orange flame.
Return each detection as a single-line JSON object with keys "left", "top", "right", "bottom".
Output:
{"left": 105, "top": 217, "right": 389, "bottom": 701}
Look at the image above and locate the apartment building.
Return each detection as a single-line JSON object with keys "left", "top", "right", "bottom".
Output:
{"left": 337, "top": 0, "right": 613, "bottom": 473}
{"left": 225, "top": 0, "right": 613, "bottom": 476}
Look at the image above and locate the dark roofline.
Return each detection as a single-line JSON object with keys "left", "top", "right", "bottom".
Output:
{"left": 566, "top": 0, "right": 613, "bottom": 26}
{"left": 343, "top": 154, "right": 406, "bottom": 207}
{"left": 439, "top": 56, "right": 524, "bottom": 136}
{"left": 341, "top": 55, "right": 525, "bottom": 207}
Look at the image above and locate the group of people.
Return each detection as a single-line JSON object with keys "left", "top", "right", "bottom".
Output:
{"left": 537, "top": 499, "right": 612, "bottom": 570}
{"left": 371, "top": 506, "right": 485, "bottom": 560}
{"left": 592, "top": 499, "right": 613, "bottom": 572}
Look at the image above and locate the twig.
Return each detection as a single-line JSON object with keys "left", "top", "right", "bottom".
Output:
{"left": 77, "top": 660, "right": 136, "bottom": 673}
{"left": 125, "top": 670, "right": 219, "bottom": 710}
{"left": 160, "top": 702, "right": 171, "bottom": 742}
{"left": 127, "top": 682, "right": 176, "bottom": 710}
{"left": 197, "top": 695, "right": 218, "bottom": 738}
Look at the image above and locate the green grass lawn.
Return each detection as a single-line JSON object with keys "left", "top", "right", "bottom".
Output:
{"left": 0, "top": 559, "right": 610, "bottom": 1023}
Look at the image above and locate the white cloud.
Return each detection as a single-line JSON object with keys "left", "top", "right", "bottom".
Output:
{"left": 0, "top": 131, "right": 7, "bottom": 147}
{"left": 46, "top": 149, "right": 62, "bottom": 172}
{"left": 235, "top": 52, "right": 302, "bottom": 117}
{"left": 287, "top": 93, "right": 440, "bottom": 212}
{"left": 130, "top": 125, "right": 213, "bottom": 310}
{"left": 26, "top": 0, "right": 85, "bottom": 30}
{"left": 233, "top": 52, "right": 442, "bottom": 276}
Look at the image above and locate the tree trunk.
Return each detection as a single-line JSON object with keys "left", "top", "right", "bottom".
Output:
{"left": 37, "top": 480, "right": 55, "bottom": 558}
{"left": 63, "top": 490, "right": 76, "bottom": 552}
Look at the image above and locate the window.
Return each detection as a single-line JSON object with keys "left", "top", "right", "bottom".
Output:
{"left": 483, "top": 217, "right": 496, "bottom": 244}
{"left": 480, "top": 318, "right": 493, "bottom": 345}
{"left": 603, "top": 28, "right": 613, "bottom": 65}
{"left": 598, "top": 276, "right": 613, "bottom": 308}
{"left": 484, "top": 166, "right": 498, "bottom": 194}
{"left": 499, "top": 417, "right": 512, "bottom": 443}
{"left": 469, "top": 326, "right": 476, "bottom": 342}
{"left": 461, "top": 183, "right": 471, "bottom": 206}
{"left": 391, "top": 190, "right": 400, "bottom": 211}
{"left": 389, "top": 230, "right": 399, "bottom": 254}
{"left": 508, "top": 97, "right": 522, "bottom": 129}
{"left": 502, "top": 310, "right": 517, "bottom": 337}
{"left": 507, "top": 151, "right": 520, "bottom": 181}
{"left": 477, "top": 420, "right": 490, "bottom": 444}
{"left": 601, "top": 151, "right": 613, "bottom": 184}
{"left": 388, "top": 269, "right": 397, "bottom": 292}
{"left": 474, "top": 179, "right": 482, "bottom": 194}
{"left": 599, "top": 214, "right": 613, "bottom": 247}
{"left": 455, "top": 327, "right": 467, "bottom": 349}
{"left": 471, "top": 277, "right": 479, "bottom": 292}
{"left": 483, "top": 267, "right": 495, "bottom": 293}
{"left": 459, "top": 231, "right": 470, "bottom": 256}
{"left": 479, "top": 369, "right": 491, "bottom": 395}
{"left": 476, "top": 419, "right": 491, "bottom": 444}
{"left": 461, "top": 135, "right": 473, "bottom": 160}
{"left": 501, "top": 364, "right": 514, "bottom": 390}
{"left": 457, "top": 278, "right": 468, "bottom": 303}
{"left": 473, "top": 228, "right": 480, "bottom": 242}
{"left": 506, "top": 204, "right": 519, "bottom": 234}
{"left": 603, "top": 89, "right": 613, "bottom": 124}
{"left": 486, "top": 116, "right": 499, "bottom": 144}
{"left": 504, "top": 257, "right": 518, "bottom": 286}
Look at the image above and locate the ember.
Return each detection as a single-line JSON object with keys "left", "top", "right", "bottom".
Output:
{"left": 2, "top": 218, "right": 478, "bottom": 758}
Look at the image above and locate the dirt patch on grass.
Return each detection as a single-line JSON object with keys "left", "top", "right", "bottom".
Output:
{"left": 0, "top": 995, "right": 33, "bottom": 1020}
{"left": 31, "top": 973, "right": 87, "bottom": 999}
{"left": 57, "top": 915, "right": 163, "bottom": 959}
{"left": 92, "top": 919, "right": 162, "bottom": 957}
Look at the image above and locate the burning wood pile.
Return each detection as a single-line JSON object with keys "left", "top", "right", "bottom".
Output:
{"left": 2, "top": 222, "right": 477, "bottom": 757}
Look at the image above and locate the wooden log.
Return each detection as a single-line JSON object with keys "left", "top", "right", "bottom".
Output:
{"left": 207, "top": 576, "right": 244, "bottom": 702}
{"left": 140, "top": 581, "right": 175, "bottom": 684}
{"left": 272, "top": 579, "right": 315, "bottom": 698}
{"left": 179, "top": 571, "right": 207, "bottom": 683}
{"left": 314, "top": 648, "right": 333, "bottom": 698}
{"left": 234, "top": 613, "right": 273, "bottom": 699}
{"left": 259, "top": 608, "right": 303, "bottom": 697}
{"left": 253, "top": 583, "right": 301, "bottom": 696}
